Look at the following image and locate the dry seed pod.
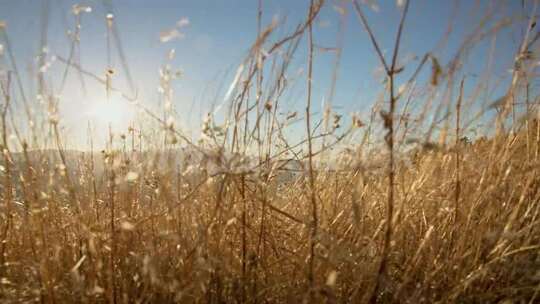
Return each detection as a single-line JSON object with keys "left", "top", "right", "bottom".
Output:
{"left": 430, "top": 55, "right": 442, "bottom": 86}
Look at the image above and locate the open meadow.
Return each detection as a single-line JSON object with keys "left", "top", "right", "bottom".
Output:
{"left": 0, "top": 0, "right": 540, "bottom": 303}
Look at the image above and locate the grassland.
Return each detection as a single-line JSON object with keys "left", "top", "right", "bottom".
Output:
{"left": 1, "top": 0, "right": 540, "bottom": 303}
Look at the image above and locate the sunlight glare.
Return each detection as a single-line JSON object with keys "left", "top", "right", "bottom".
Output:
{"left": 87, "top": 92, "right": 136, "bottom": 131}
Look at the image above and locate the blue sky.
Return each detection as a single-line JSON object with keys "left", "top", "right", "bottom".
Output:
{"left": 0, "top": 0, "right": 528, "bottom": 147}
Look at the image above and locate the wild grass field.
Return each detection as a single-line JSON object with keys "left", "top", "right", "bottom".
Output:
{"left": 0, "top": 0, "right": 540, "bottom": 303}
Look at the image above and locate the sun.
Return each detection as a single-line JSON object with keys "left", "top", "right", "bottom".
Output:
{"left": 90, "top": 100, "right": 127, "bottom": 123}
{"left": 87, "top": 92, "right": 137, "bottom": 131}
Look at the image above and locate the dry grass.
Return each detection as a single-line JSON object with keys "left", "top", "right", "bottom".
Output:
{"left": 1, "top": 0, "right": 540, "bottom": 303}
